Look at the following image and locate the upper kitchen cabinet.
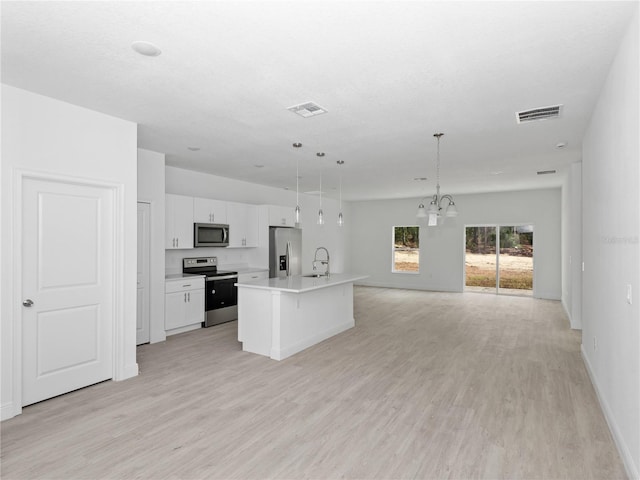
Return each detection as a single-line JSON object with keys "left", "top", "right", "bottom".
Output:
{"left": 194, "top": 197, "right": 227, "bottom": 224}
{"left": 268, "top": 205, "right": 295, "bottom": 227}
{"left": 227, "top": 202, "right": 258, "bottom": 248}
{"left": 165, "top": 194, "right": 194, "bottom": 249}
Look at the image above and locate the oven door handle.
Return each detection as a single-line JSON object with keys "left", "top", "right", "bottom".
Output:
{"left": 207, "top": 275, "right": 238, "bottom": 281}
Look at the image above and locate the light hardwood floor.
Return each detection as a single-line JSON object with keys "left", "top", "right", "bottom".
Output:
{"left": 1, "top": 287, "right": 626, "bottom": 479}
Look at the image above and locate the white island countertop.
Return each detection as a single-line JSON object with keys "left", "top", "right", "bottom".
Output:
{"left": 235, "top": 273, "right": 368, "bottom": 294}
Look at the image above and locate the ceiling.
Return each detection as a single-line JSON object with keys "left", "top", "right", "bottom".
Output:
{"left": 2, "top": 1, "right": 636, "bottom": 201}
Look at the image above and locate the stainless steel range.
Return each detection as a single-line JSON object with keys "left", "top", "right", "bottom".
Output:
{"left": 183, "top": 257, "right": 238, "bottom": 327}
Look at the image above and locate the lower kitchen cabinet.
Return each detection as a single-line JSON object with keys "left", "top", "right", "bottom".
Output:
{"left": 165, "top": 276, "right": 205, "bottom": 332}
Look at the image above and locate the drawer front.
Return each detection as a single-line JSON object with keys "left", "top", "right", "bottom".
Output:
{"left": 238, "top": 271, "right": 269, "bottom": 282}
{"left": 165, "top": 277, "right": 204, "bottom": 294}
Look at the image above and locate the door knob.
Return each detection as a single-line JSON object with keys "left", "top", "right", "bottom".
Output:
{"left": 23, "top": 299, "right": 34, "bottom": 307}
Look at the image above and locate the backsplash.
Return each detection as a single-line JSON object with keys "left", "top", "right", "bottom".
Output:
{"left": 165, "top": 247, "right": 251, "bottom": 275}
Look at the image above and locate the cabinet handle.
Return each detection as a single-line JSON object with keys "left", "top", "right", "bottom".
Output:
{"left": 184, "top": 293, "right": 187, "bottom": 303}
{"left": 177, "top": 238, "right": 179, "bottom": 248}
{"left": 182, "top": 284, "right": 191, "bottom": 287}
{"left": 188, "top": 292, "right": 191, "bottom": 302}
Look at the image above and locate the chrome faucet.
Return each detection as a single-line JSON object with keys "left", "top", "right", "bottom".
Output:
{"left": 313, "top": 247, "right": 330, "bottom": 276}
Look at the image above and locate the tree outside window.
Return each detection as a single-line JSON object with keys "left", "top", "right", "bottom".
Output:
{"left": 393, "top": 226, "right": 419, "bottom": 273}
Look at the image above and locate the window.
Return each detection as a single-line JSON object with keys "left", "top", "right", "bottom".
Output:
{"left": 393, "top": 226, "right": 419, "bottom": 273}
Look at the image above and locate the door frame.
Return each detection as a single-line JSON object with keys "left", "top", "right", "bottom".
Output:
{"left": 463, "top": 223, "right": 536, "bottom": 297}
{"left": 11, "top": 170, "right": 128, "bottom": 417}
{"left": 137, "top": 201, "right": 151, "bottom": 345}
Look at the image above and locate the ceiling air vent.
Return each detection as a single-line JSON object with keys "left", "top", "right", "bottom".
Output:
{"left": 516, "top": 104, "right": 562, "bottom": 124}
{"left": 287, "top": 102, "right": 328, "bottom": 118}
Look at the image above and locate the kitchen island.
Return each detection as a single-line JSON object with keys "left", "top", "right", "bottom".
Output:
{"left": 236, "top": 273, "right": 367, "bottom": 360}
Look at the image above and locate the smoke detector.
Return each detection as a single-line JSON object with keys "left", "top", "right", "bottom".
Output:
{"left": 516, "top": 105, "right": 562, "bottom": 124}
{"left": 287, "top": 102, "right": 328, "bottom": 118}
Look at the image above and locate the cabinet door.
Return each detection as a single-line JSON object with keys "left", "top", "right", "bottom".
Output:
{"left": 227, "top": 203, "right": 258, "bottom": 248}
{"left": 243, "top": 205, "right": 259, "bottom": 247}
{"left": 165, "top": 291, "right": 187, "bottom": 330}
{"left": 194, "top": 197, "right": 227, "bottom": 224}
{"left": 268, "top": 205, "right": 295, "bottom": 227}
{"left": 227, "top": 202, "right": 249, "bottom": 247}
{"left": 166, "top": 194, "right": 194, "bottom": 249}
{"left": 185, "top": 288, "right": 205, "bottom": 325}
{"left": 165, "top": 195, "right": 177, "bottom": 249}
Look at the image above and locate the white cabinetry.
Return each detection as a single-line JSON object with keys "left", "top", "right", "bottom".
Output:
{"left": 228, "top": 202, "right": 259, "bottom": 248}
{"left": 194, "top": 197, "right": 227, "bottom": 224}
{"left": 268, "top": 205, "right": 295, "bottom": 227}
{"left": 165, "top": 194, "right": 194, "bottom": 249}
{"left": 165, "top": 276, "right": 205, "bottom": 333}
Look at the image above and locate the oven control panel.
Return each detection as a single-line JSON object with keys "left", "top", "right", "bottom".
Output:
{"left": 183, "top": 257, "right": 218, "bottom": 269}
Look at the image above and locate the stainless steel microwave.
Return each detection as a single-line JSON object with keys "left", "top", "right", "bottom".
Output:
{"left": 194, "top": 223, "right": 229, "bottom": 247}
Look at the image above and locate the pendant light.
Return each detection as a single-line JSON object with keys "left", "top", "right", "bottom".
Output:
{"left": 337, "top": 160, "right": 345, "bottom": 226}
{"left": 292, "top": 142, "right": 302, "bottom": 227}
{"left": 416, "top": 132, "right": 458, "bottom": 226}
{"left": 317, "top": 152, "right": 325, "bottom": 225}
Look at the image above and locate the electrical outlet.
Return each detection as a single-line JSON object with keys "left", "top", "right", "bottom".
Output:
{"left": 593, "top": 336, "right": 597, "bottom": 351}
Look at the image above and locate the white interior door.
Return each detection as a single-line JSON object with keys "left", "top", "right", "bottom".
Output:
{"left": 22, "top": 176, "right": 114, "bottom": 406}
{"left": 137, "top": 202, "right": 150, "bottom": 345}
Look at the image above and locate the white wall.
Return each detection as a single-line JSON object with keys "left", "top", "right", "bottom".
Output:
{"left": 581, "top": 7, "right": 639, "bottom": 478}
{"left": 349, "top": 188, "right": 562, "bottom": 299}
{"left": 165, "top": 166, "right": 350, "bottom": 275}
{"left": 1, "top": 85, "right": 139, "bottom": 420}
{"left": 561, "top": 162, "right": 583, "bottom": 330}
{"left": 137, "top": 149, "right": 166, "bottom": 344}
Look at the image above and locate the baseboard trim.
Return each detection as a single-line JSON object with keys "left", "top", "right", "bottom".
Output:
{"left": 1, "top": 402, "right": 18, "bottom": 421}
{"left": 354, "top": 281, "right": 460, "bottom": 293}
{"left": 560, "top": 298, "right": 576, "bottom": 330}
{"left": 581, "top": 345, "right": 639, "bottom": 480}
{"left": 118, "top": 362, "right": 139, "bottom": 381}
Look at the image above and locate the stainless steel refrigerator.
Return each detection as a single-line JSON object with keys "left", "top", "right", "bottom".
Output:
{"left": 269, "top": 227, "right": 302, "bottom": 278}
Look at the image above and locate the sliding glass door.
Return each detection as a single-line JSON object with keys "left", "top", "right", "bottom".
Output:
{"left": 465, "top": 225, "right": 533, "bottom": 296}
{"left": 497, "top": 225, "right": 533, "bottom": 295}
{"left": 465, "top": 226, "right": 497, "bottom": 293}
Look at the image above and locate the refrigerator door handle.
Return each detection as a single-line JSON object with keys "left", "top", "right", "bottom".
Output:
{"left": 286, "top": 241, "right": 291, "bottom": 276}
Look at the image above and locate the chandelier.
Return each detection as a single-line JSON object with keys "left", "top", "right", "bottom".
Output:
{"left": 416, "top": 133, "right": 458, "bottom": 226}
